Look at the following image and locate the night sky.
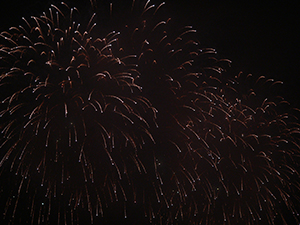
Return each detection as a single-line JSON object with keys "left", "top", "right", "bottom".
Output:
{"left": 1, "top": 0, "right": 299, "bottom": 103}
{"left": 0, "top": 0, "right": 300, "bottom": 224}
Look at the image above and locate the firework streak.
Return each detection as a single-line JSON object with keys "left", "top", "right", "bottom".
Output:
{"left": 0, "top": 1, "right": 299, "bottom": 224}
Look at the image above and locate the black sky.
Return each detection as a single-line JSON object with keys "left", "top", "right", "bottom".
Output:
{"left": 171, "top": 0, "right": 300, "bottom": 105}
{"left": 1, "top": 0, "right": 299, "bottom": 106}
{"left": 0, "top": 0, "right": 300, "bottom": 224}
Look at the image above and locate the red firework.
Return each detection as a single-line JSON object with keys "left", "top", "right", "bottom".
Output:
{"left": 0, "top": 1, "right": 300, "bottom": 225}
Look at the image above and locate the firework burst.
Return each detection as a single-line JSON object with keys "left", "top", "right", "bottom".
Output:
{"left": 1, "top": 0, "right": 300, "bottom": 224}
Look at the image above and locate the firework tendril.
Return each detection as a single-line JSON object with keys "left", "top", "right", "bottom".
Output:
{"left": 0, "top": 1, "right": 299, "bottom": 224}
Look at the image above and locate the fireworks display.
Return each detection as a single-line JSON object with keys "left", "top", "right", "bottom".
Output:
{"left": 0, "top": 0, "right": 299, "bottom": 224}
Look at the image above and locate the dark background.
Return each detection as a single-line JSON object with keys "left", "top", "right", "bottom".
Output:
{"left": 0, "top": 0, "right": 299, "bottom": 106}
{"left": 0, "top": 0, "right": 299, "bottom": 224}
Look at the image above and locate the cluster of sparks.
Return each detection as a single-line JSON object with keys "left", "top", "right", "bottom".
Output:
{"left": 0, "top": 0, "right": 300, "bottom": 224}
